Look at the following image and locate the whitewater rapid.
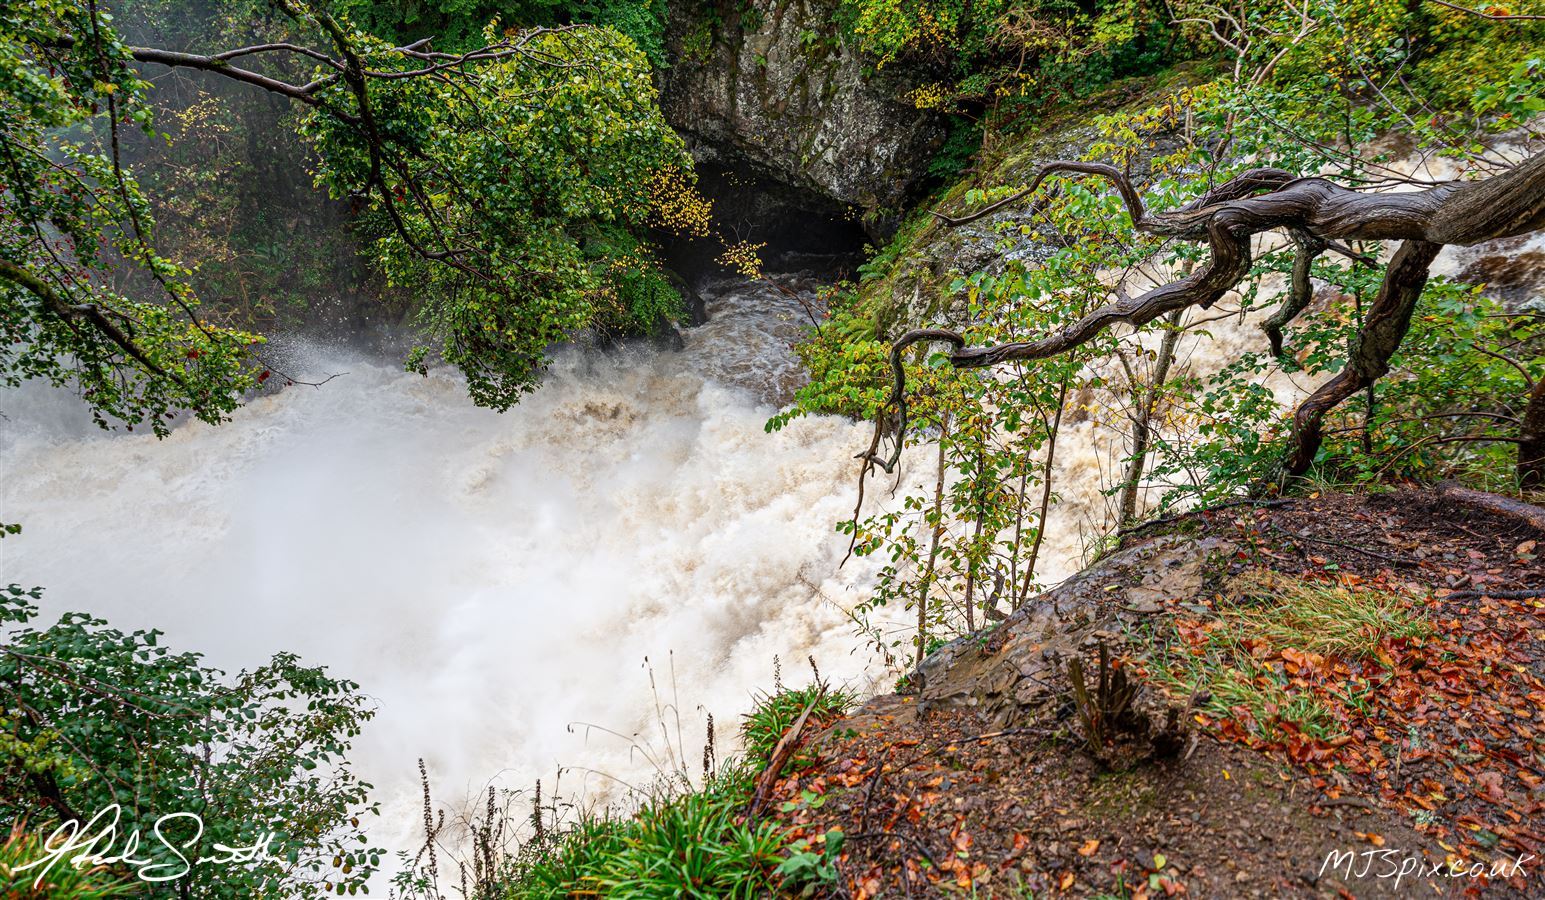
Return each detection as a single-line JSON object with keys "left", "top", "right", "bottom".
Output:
{"left": 0, "top": 275, "right": 909, "bottom": 857}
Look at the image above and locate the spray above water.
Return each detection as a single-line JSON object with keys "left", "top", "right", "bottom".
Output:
{"left": 0, "top": 275, "right": 908, "bottom": 854}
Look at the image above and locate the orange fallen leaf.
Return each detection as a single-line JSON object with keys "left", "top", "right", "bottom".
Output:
{"left": 1078, "top": 838, "right": 1100, "bottom": 857}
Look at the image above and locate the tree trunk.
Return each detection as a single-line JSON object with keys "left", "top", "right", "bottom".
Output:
{"left": 1521, "top": 377, "right": 1545, "bottom": 491}
{"left": 1118, "top": 309, "right": 1184, "bottom": 524}
{"left": 916, "top": 416, "right": 951, "bottom": 668}
{"left": 1283, "top": 240, "right": 1441, "bottom": 475}
{"left": 1018, "top": 373, "right": 1070, "bottom": 607}
{"left": 963, "top": 440, "right": 986, "bottom": 632}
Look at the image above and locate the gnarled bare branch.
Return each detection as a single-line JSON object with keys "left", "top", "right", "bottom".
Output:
{"left": 869, "top": 150, "right": 1545, "bottom": 488}
{"left": 856, "top": 328, "right": 966, "bottom": 475}
{"left": 1263, "top": 229, "right": 1328, "bottom": 358}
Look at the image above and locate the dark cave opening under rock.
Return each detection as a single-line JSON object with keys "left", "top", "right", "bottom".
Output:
{"left": 659, "top": 160, "right": 871, "bottom": 303}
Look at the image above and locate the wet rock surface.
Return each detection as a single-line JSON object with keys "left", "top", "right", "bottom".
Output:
{"left": 904, "top": 534, "right": 1231, "bottom": 732}
{"left": 660, "top": 0, "right": 942, "bottom": 232}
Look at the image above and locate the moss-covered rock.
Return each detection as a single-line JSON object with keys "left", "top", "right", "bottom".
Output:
{"left": 851, "top": 63, "right": 1220, "bottom": 335}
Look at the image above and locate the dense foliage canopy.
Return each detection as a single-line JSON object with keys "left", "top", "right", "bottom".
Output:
{"left": 1, "top": 0, "right": 265, "bottom": 433}
{"left": 297, "top": 19, "right": 694, "bottom": 407}
{"left": 0, "top": 0, "right": 698, "bottom": 428}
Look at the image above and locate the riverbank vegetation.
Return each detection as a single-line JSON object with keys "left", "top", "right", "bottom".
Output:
{"left": 384, "top": 665, "right": 854, "bottom": 898}
{"left": 776, "top": 0, "right": 1545, "bottom": 667}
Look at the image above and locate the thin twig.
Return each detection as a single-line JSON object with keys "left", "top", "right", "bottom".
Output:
{"left": 1267, "top": 523, "right": 1414, "bottom": 566}
{"left": 1425, "top": 0, "right": 1545, "bottom": 20}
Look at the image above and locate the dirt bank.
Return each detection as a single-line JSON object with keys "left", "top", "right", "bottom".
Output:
{"left": 766, "top": 489, "right": 1545, "bottom": 898}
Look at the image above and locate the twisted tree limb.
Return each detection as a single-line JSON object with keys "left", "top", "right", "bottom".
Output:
{"left": 1263, "top": 229, "right": 1328, "bottom": 358}
{"left": 864, "top": 150, "right": 1545, "bottom": 483}
{"left": 1282, "top": 239, "right": 1441, "bottom": 473}
{"left": 857, "top": 328, "right": 964, "bottom": 474}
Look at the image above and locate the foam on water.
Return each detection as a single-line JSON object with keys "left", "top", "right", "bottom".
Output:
{"left": 0, "top": 276, "right": 903, "bottom": 855}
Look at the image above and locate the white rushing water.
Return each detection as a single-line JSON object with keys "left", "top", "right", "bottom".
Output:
{"left": 0, "top": 275, "right": 908, "bottom": 857}
{"left": 0, "top": 258, "right": 1350, "bottom": 857}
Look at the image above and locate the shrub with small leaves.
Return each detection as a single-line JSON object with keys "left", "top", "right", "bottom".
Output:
{"left": 0, "top": 585, "right": 380, "bottom": 899}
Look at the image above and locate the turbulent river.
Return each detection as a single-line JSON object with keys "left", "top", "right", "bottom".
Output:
{"left": 0, "top": 274, "right": 922, "bottom": 856}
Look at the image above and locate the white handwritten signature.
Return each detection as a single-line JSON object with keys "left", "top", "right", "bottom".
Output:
{"left": 16, "top": 804, "right": 278, "bottom": 885}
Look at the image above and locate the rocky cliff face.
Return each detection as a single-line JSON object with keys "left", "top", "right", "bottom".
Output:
{"left": 660, "top": 0, "right": 942, "bottom": 236}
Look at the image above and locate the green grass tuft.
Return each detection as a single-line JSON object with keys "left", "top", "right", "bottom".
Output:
{"left": 505, "top": 763, "right": 787, "bottom": 898}
{"left": 1146, "top": 570, "right": 1429, "bottom": 742}
{"left": 740, "top": 682, "right": 854, "bottom": 774}
{"left": 1221, "top": 570, "right": 1430, "bottom": 658}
